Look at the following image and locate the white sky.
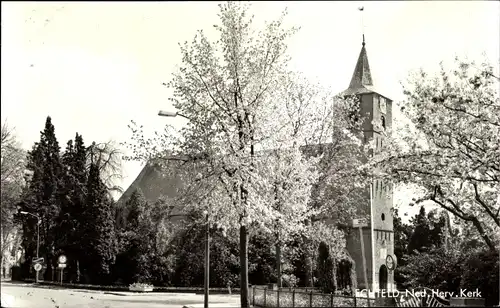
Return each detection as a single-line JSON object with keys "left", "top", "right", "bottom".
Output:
{"left": 2, "top": 1, "right": 499, "bottom": 221}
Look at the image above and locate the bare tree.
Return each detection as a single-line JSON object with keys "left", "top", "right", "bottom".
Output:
{"left": 1, "top": 121, "right": 26, "bottom": 268}
{"left": 87, "top": 141, "right": 124, "bottom": 198}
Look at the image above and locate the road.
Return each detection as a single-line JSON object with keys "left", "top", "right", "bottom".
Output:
{"left": 1, "top": 282, "right": 242, "bottom": 308}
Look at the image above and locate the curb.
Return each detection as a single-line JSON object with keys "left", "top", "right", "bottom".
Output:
{"left": 182, "top": 305, "right": 248, "bottom": 308}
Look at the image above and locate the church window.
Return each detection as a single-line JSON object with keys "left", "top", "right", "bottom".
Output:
{"left": 381, "top": 213, "right": 385, "bottom": 221}
{"left": 381, "top": 116, "right": 386, "bottom": 130}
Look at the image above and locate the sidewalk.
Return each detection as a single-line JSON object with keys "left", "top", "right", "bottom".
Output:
{"left": 183, "top": 305, "right": 252, "bottom": 308}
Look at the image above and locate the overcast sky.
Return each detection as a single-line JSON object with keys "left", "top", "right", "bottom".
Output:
{"left": 2, "top": 1, "right": 499, "bottom": 220}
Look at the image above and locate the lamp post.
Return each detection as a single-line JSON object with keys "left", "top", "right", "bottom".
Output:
{"left": 158, "top": 110, "right": 190, "bottom": 120}
{"left": 159, "top": 110, "right": 209, "bottom": 308}
{"left": 20, "top": 211, "right": 41, "bottom": 283}
{"left": 203, "top": 210, "right": 210, "bottom": 308}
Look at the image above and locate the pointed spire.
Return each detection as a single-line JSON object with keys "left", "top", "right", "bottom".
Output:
{"left": 341, "top": 6, "right": 377, "bottom": 96}
{"left": 346, "top": 40, "right": 373, "bottom": 91}
{"left": 341, "top": 7, "right": 390, "bottom": 99}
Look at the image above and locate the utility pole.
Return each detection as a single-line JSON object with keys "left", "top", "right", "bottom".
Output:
{"left": 204, "top": 211, "right": 210, "bottom": 308}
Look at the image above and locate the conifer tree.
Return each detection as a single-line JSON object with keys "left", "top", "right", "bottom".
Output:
{"left": 81, "top": 157, "right": 116, "bottom": 284}
{"left": 20, "top": 116, "right": 63, "bottom": 280}
{"left": 56, "top": 133, "right": 88, "bottom": 282}
{"left": 407, "top": 207, "right": 431, "bottom": 254}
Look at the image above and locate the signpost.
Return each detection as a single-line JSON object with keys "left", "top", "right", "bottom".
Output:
{"left": 353, "top": 217, "right": 370, "bottom": 308}
{"left": 32, "top": 257, "right": 44, "bottom": 264}
{"left": 58, "top": 255, "right": 67, "bottom": 285}
{"left": 58, "top": 255, "right": 67, "bottom": 264}
{"left": 33, "top": 263, "right": 42, "bottom": 272}
{"left": 385, "top": 255, "right": 396, "bottom": 292}
{"left": 385, "top": 255, "right": 395, "bottom": 271}
{"left": 32, "top": 257, "right": 44, "bottom": 283}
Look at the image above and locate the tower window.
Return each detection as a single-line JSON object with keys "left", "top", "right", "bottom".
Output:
{"left": 381, "top": 116, "right": 386, "bottom": 130}
{"left": 381, "top": 213, "right": 385, "bottom": 221}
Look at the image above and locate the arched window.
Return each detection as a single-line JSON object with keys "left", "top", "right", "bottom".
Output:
{"left": 381, "top": 116, "right": 386, "bottom": 130}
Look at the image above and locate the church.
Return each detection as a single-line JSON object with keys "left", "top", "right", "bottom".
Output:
{"left": 117, "top": 35, "right": 395, "bottom": 294}
{"left": 341, "top": 35, "right": 395, "bottom": 293}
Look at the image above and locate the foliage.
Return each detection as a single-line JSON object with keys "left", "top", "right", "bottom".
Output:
{"left": 86, "top": 141, "right": 124, "bottom": 198}
{"left": 395, "top": 206, "right": 498, "bottom": 304}
{"left": 80, "top": 162, "right": 116, "bottom": 284}
{"left": 399, "top": 245, "right": 465, "bottom": 293}
{"left": 19, "top": 116, "right": 64, "bottom": 280}
{"left": 172, "top": 216, "right": 240, "bottom": 287}
{"left": 372, "top": 57, "right": 500, "bottom": 250}
{"left": 124, "top": 2, "right": 370, "bottom": 302}
{"left": 55, "top": 133, "right": 88, "bottom": 282}
{"left": 407, "top": 207, "right": 446, "bottom": 253}
{"left": 14, "top": 116, "right": 122, "bottom": 285}
{"left": 392, "top": 208, "right": 412, "bottom": 287}
{"left": 1, "top": 121, "right": 26, "bottom": 266}
{"left": 460, "top": 248, "right": 499, "bottom": 306}
{"left": 316, "top": 242, "right": 336, "bottom": 293}
{"left": 114, "top": 189, "right": 170, "bottom": 285}
{"left": 123, "top": 2, "right": 309, "bottom": 306}
{"left": 399, "top": 244, "right": 499, "bottom": 305}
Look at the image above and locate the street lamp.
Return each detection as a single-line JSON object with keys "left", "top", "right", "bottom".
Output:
{"left": 20, "top": 211, "right": 41, "bottom": 283}
{"left": 158, "top": 110, "right": 209, "bottom": 308}
{"left": 203, "top": 210, "right": 210, "bottom": 308}
{"left": 158, "top": 110, "right": 191, "bottom": 120}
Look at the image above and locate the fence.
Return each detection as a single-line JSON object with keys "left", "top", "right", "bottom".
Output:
{"left": 250, "top": 286, "right": 376, "bottom": 307}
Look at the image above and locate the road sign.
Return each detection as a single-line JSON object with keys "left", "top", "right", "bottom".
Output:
{"left": 34, "top": 263, "right": 42, "bottom": 272}
{"left": 58, "top": 255, "right": 67, "bottom": 264}
{"left": 32, "top": 257, "right": 44, "bottom": 264}
{"left": 58, "top": 263, "right": 66, "bottom": 268}
{"left": 386, "top": 255, "right": 396, "bottom": 271}
{"left": 352, "top": 218, "right": 369, "bottom": 228}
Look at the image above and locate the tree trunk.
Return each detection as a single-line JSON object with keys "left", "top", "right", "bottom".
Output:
{"left": 350, "top": 261, "right": 357, "bottom": 294}
{"left": 239, "top": 225, "right": 249, "bottom": 308}
{"left": 470, "top": 217, "right": 496, "bottom": 251}
{"left": 331, "top": 258, "right": 338, "bottom": 292}
{"left": 76, "top": 259, "right": 80, "bottom": 283}
{"left": 276, "top": 241, "right": 282, "bottom": 287}
{"left": 305, "top": 247, "right": 314, "bottom": 288}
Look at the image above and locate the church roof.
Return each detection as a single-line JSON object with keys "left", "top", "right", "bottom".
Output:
{"left": 342, "top": 38, "right": 387, "bottom": 98}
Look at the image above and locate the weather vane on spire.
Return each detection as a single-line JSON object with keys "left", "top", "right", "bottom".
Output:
{"left": 358, "top": 6, "right": 365, "bottom": 46}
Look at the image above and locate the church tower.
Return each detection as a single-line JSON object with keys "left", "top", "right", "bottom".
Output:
{"left": 343, "top": 36, "right": 395, "bottom": 293}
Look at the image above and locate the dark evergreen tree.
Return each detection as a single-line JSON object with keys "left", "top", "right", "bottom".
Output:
{"left": 56, "top": 133, "right": 88, "bottom": 282}
{"left": 393, "top": 208, "right": 412, "bottom": 287}
{"left": 461, "top": 249, "right": 499, "bottom": 306}
{"left": 81, "top": 158, "right": 116, "bottom": 284}
{"left": 316, "top": 242, "right": 336, "bottom": 293}
{"left": 113, "top": 189, "right": 153, "bottom": 284}
{"left": 172, "top": 221, "right": 240, "bottom": 288}
{"left": 407, "top": 207, "right": 431, "bottom": 254}
{"left": 407, "top": 207, "right": 446, "bottom": 255}
{"left": 19, "top": 116, "right": 63, "bottom": 281}
{"left": 426, "top": 209, "right": 446, "bottom": 247}
{"left": 247, "top": 231, "right": 276, "bottom": 286}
